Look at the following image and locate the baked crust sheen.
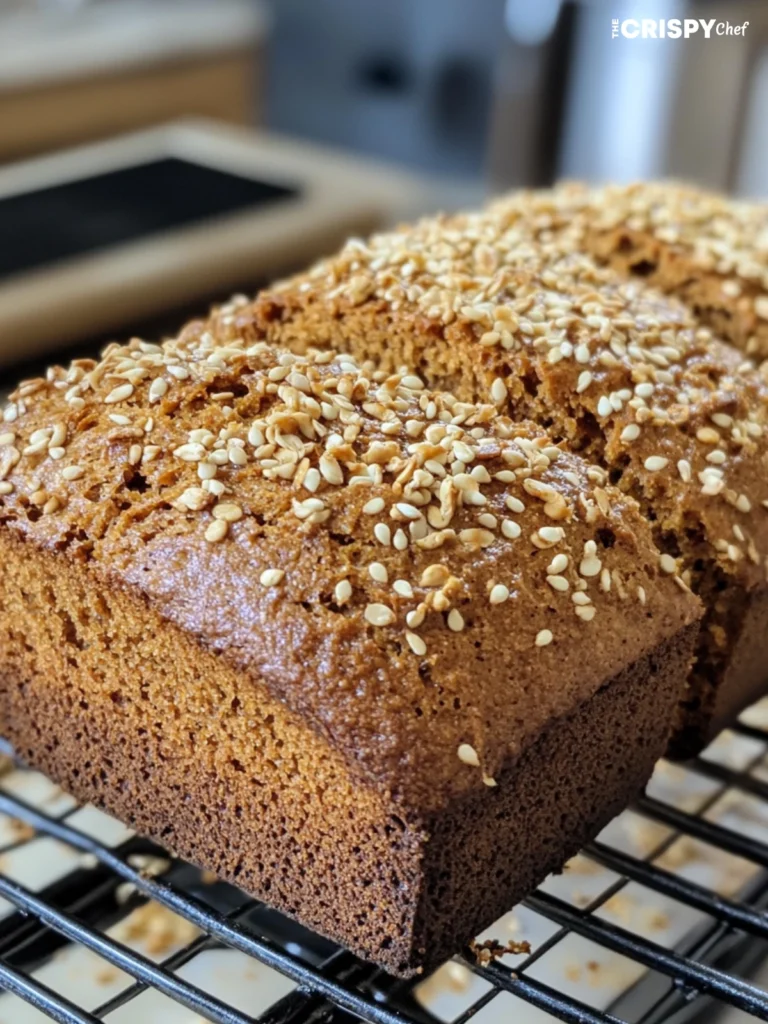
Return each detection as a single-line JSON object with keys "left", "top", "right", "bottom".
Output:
{"left": 248, "top": 182, "right": 768, "bottom": 753}
{"left": 0, "top": 532, "right": 696, "bottom": 974}
{"left": 0, "top": 332, "right": 699, "bottom": 973}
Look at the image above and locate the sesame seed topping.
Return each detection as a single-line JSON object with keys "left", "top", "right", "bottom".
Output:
{"left": 489, "top": 584, "right": 510, "bottom": 604}
{"left": 104, "top": 383, "right": 134, "bottom": 405}
{"left": 62, "top": 465, "right": 84, "bottom": 481}
{"left": 369, "top": 562, "right": 389, "bottom": 584}
{"left": 547, "top": 553, "right": 569, "bottom": 574}
{"left": 547, "top": 575, "right": 569, "bottom": 592}
{"left": 334, "top": 579, "right": 352, "bottom": 604}
{"left": 374, "top": 523, "right": 391, "bottom": 546}
{"left": 447, "top": 609, "right": 465, "bottom": 632}
{"left": 491, "top": 378, "right": 507, "bottom": 404}
{"left": 149, "top": 378, "right": 168, "bottom": 403}
{"left": 212, "top": 503, "right": 243, "bottom": 522}
{"left": 406, "top": 631, "right": 427, "bottom": 655}
{"left": 365, "top": 603, "right": 396, "bottom": 626}
{"left": 205, "top": 520, "right": 229, "bottom": 543}
{"left": 501, "top": 519, "right": 521, "bottom": 540}
{"left": 394, "top": 502, "right": 421, "bottom": 520}
{"left": 696, "top": 427, "right": 720, "bottom": 445}
{"left": 620, "top": 424, "right": 640, "bottom": 443}
{"left": 458, "top": 743, "right": 480, "bottom": 767}
{"left": 260, "top": 568, "right": 285, "bottom": 587}
{"left": 535, "top": 629, "right": 553, "bottom": 647}
{"left": 659, "top": 554, "right": 677, "bottom": 574}
{"left": 363, "top": 497, "right": 385, "bottom": 515}
{"left": 644, "top": 456, "right": 668, "bottom": 472}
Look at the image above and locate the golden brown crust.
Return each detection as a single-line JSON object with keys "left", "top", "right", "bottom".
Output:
{"left": 529, "top": 181, "right": 768, "bottom": 360}
{"left": 245, "top": 187, "right": 768, "bottom": 751}
{"left": 0, "top": 527, "right": 697, "bottom": 974}
{"left": 0, "top": 337, "right": 697, "bottom": 809}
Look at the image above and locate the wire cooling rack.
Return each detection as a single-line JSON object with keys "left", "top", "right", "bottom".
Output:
{"left": 3, "top": 708, "right": 768, "bottom": 1024}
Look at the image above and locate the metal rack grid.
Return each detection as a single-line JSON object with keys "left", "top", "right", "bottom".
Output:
{"left": 2, "top": 715, "right": 768, "bottom": 1024}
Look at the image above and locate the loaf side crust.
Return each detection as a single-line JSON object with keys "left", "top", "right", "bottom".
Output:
{"left": 0, "top": 528, "right": 697, "bottom": 975}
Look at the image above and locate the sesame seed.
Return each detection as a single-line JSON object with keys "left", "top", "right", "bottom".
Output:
{"left": 458, "top": 743, "right": 480, "bottom": 767}
{"left": 659, "top": 554, "right": 677, "bottom": 574}
{"left": 406, "top": 607, "right": 426, "bottom": 629}
{"left": 166, "top": 368, "right": 191, "bottom": 385}
{"left": 537, "top": 526, "right": 564, "bottom": 545}
{"left": 149, "top": 378, "right": 168, "bottom": 403}
{"left": 575, "top": 343, "right": 591, "bottom": 363}
{"left": 421, "top": 564, "right": 450, "bottom": 587}
{"left": 365, "top": 603, "right": 395, "bottom": 626}
{"left": 62, "top": 465, "right": 84, "bottom": 481}
{"left": 320, "top": 453, "right": 344, "bottom": 485}
{"left": 0, "top": 433, "right": 15, "bottom": 446}
{"left": 491, "top": 377, "right": 507, "bottom": 404}
{"left": 620, "top": 424, "right": 640, "bottom": 443}
{"left": 576, "top": 371, "right": 592, "bottom": 394}
{"left": 644, "top": 456, "right": 668, "bottom": 472}
{"left": 535, "top": 629, "right": 553, "bottom": 647}
{"left": 393, "top": 579, "right": 414, "bottom": 598}
{"left": 205, "top": 520, "right": 229, "bottom": 543}
{"left": 501, "top": 519, "right": 521, "bottom": 540}
{"left": 363, "top": 497, "right": 385, "bottom": 515}
{"left": 406, "top": 631, "right": 427, "bottom": 655}
{"left": 104, "top": 383, "right": 134, "bottom": 404}
{"left": 458, "top": 528, "right": 495, "bottom": 548}
{"left": 711, "top": 413, "right": 733, "bottom": 428}
{"left": 374, "top": 523, "right": 391, "bottom": 546}
{"left": 489, "top": 584, "right": 509, "bottom": 605}
{"left": 260, "top": 569, "right": 285, "bottom": 587}
{"left": 447, "top": 608, "right": 465, "bottom": 632}
{"left": 678, "top": 459, "right": 692, "bottom": 483}
{"left": 547, "top": 575, "right": 569, "bottom": 592}
{"left": 696, "top": 427, "right": 720, "bottom": 445}
{"left": 369, "top": 562, "right": 388, "bottom": 584}
{"left": 395, "top": 502, "right": 421, "bottom": 520}
{"left": 505, "top": 495, "right": 525, "bottom": 513}
{"left": 303, "top": 468, "right": 321, "bottom": 492}
{"left": 597, "top": 396, "right": 613, "bottom": 418}
{"left": 575, "top": 605, "right": 596, "bottom": 622}
{"left": 393, "top": 529, "right": 408, "bottom": 550}
{"left": 212, "top": 503, "right": 243, "bottom": 522}
{"left": 178, "top": 487, "right": 208, "bottom": 511}
{"left": 548, "top": 554, "right": 568, "bottom": 574}
{"left": 0, "top": 482, "right": 12, "bottom": 495}
{"left": 334, "top": 579, "right": 352, "bottom": 604}
{"left": 736, "top": 494, "right": 752, "bottom": 513}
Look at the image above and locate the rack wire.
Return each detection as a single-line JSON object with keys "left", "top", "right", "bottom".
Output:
{"left": 2, "top": 710, "right": 768, "bottom": 1023}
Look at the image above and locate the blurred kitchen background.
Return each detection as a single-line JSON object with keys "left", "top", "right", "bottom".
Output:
{"left": 0, "top": 0, "right": 767, "bottom": 371}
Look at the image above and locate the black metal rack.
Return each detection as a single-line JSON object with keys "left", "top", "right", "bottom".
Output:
{"left": 2, "top": 719, "right": 768, "bottom": 1023}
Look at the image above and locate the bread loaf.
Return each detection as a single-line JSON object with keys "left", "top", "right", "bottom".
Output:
{"left": 0, "top": 334, "right": 698, "bottom": 974}
{"left": 247, "top": 185, "right": 768, "bottom": 755}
